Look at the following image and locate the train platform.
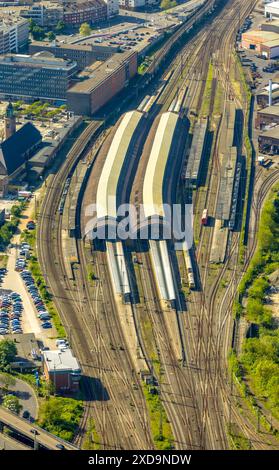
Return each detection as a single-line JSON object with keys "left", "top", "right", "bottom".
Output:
{"left": 209, "top": 219, "right": 228, "bottom": 264}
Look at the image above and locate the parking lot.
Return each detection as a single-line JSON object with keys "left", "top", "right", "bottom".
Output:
{"left": 0, "top": 195, "right": 56, "bottom": 348}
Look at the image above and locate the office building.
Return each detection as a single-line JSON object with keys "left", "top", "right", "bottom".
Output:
{"left": 0, "top": 52, "right": 78, "bottom": 101}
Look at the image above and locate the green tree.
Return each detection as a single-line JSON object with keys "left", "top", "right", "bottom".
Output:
{"left": 31, "top": 25, "right": 45, "bottom": 41}
{"left": 10, "top": 205, "right": 21, "bottom": 218}
{"left": 55, "top": 20, "right": 65, "bottom": 33}
{"left": 79, "top": 22, "right": 91, "bottom": 37}
{"left": 160, "top": 0, "right": 177, "bottom": 10}
{"left": 3, "top": 395, "right": 22, "bottom": 414}
{"left": 0, "top": 374, "right": 16, "bottom": 394}
{"left": 0, "top": 340, "right": 17, "bottom": 372}
{"left": 38, "top": 397, "right": 83, "bottom": 441}
{"left": 47, "top": 31, "right": 56, "bottom": 42}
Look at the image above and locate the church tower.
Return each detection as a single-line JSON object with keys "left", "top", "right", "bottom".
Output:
{"left": 4, "top": 102, "right": 16, "bottom": 140}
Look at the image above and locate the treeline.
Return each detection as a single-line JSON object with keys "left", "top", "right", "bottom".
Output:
{"left": 235, "top": 185, "right": 279, "bottom": 324}
{"left": 0, "top": 203, "right": 25, "bottom": 249}
{"left": 234, "top": 184, "right": 279, "bottom": 420}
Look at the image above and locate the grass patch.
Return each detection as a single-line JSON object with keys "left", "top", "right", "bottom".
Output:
{"left": 227, "top": 424, "right": 251, "bottom": 450}
{"left": 86, "top": 264, "right": 95, "bottom": 284}
{"left": 231, "top": 186, "right": 279, "bottom": 422}
{"left": 235, "top": 183, "right": 279, "bottom": 319}
{"left": 213, "top": 81, "right": 223, "bottom": 115}
{"left": 37, "top": 396, "right": 83, "bottom": 442}
{"left": 82, "top": 418, "right": 101, "bottom": 450}
{"left": 142, "top": 382, "right": 174, "bottom": 450}
{"left": 200, "top": 61, "right": 213, "bottom": 116}
{"left": 0, "top": 254, "right": 8, "bottom": 269}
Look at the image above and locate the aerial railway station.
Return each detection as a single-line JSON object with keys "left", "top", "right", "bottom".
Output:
{"left": 81, "top": 100, "right": 189, "bottom": 302}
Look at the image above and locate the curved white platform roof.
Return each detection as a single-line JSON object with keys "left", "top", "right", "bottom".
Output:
{"left": 96, "top": 110, "right": 143, "bottom": 220}
{"left": 143, "top": 111, "right": 179, "bottom": 219}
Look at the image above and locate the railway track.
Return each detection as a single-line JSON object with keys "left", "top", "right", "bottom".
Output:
{"left": 37, "top": 122, "right": 153, "bottom": 449}
{"left": 172, "top": 0, "right": 261, "bottom": 450}
{"left": 134, "top": 246, "right": 202, "bottom": 449}
{"left": 35, "top": 0, "right": 272, "bottom": 451}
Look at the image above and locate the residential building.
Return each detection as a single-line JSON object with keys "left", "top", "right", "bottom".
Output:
{"left": 0, "top": 16, "right": 29, "bottom": 54}
{"left": 43, "top": 349, "right": 81, "bottom": 393}
{"left": 29, "top": 40, "right": 120, "bottom": 70}
{"left": 119, "top": 0, "right": 145, "bottom": 10}
{"left": 62, "top": 0, "right": 107, "bottom": 25}
{"left": 67, "top": 50, "right": 138, "bottom": 115}
{"left": 20, "top": 4, "right": 63, "bottom": 27}
{"left": 103, "top": 0, "right": 119, "bottom": 17}
{"left": 0, "top": 52, "right": 78, "bottom": 101}
{"left": 265, "top": 1, "right": 279, "bottom": 19}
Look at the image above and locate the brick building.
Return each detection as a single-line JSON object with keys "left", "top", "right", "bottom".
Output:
{"left": 43, "top": 349, "right": 81, "bottom": 393}
{"left": 67, "top": 50, "right": 138, "bottom": 115}
{"left": 63, "top": 0, "right": 107, "bottom": 25}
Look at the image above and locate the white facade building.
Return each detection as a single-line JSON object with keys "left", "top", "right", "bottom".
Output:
{"left": 103, "top": 0, "right": 119, "bottom": 17}
{"left": 119, "top": 0, "right": 145, "bottom": 10}
{"left": 0, "top": 16, "right": 29, "bottom": 54}
{"left": 265, "top": 2, "right": 279, "bottom": 19}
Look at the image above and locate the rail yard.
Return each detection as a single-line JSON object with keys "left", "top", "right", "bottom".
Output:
{"left": 3, "top": 0, "right": 277, "bottom": 456}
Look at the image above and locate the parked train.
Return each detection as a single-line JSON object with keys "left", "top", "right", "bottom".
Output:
{"left": 201, "top": 208, "right": 208, "bottom": 225}
{"left": 183, "top": 247, "right": 195, "bottom": 290}
{"left": 58, "top": 177, "right": 71, "bottom": 215}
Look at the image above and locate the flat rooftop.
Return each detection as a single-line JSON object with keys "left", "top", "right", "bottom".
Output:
{"left": 265, "top": 1, "right": 279, "bottom": 8}
{"left": 258, "top": 104, "right": 279, "bottom": 115}
{"left": 68, "top": 51, "right": 136, "bottom": 94}
{"left": 242, "top": 29, "right": 279, "bottom": 42}
{"left": 0, "top": 53, "right": 76, "bottom": 70}
{"left": 43, "top": 349, "right": 81, "bottom": 373}
{"left": 262, "top": 39, "right": 279, "bottom": 47}
{"left": 259, "top": 126, "right": 279, "bottom": 139}
{"left": 30, "top": 40, "right": 114, "bottom": 53}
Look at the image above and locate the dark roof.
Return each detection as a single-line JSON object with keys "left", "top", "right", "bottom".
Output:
{"left": 0, "top": 122, "right": 42, "bottom": 176}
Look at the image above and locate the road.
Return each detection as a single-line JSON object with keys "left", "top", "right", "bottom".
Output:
{"left": 0, "top": 374, "right": 38, "bottom": 421}
{"left": 0, "top": 432, "right": 30, "bottom": 450}
{"left": 0, "top": 406, "right": 78, "bottom": 450}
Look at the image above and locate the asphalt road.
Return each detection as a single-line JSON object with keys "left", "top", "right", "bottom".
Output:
{"left": 0, "top": 374, "right": 38, "bottom": 421}
{"left": 0, "top": 431, "right": 29, "bottom": 450}
{"left": 0, "top": 406, "right": 78, "bottom": 450}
